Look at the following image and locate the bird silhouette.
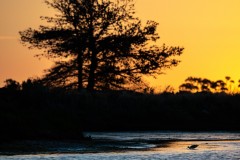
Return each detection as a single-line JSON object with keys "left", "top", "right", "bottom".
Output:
{"left": 187, "top": 144, "right": 199, "bottom": 150}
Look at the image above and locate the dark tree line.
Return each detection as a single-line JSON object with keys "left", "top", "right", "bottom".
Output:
{"left": 1, "top": 77, "right": 240, "bottom": 139}
{"left": 179, "top": 76, "right": 240, "bottom": 93}
{"left": 1, "top": 78, "right": 48, "bottom": 93}
{"left": 19, "top": 0, "right": 183, "bottom": 92}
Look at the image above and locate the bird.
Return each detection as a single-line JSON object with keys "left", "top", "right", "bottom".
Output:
{"left": 187, "top": 144, "right": 199, "bottom": 150}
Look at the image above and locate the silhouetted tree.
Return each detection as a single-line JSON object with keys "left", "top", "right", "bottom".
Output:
{"left": 179, "top": 82, "right": 199, "bottom": 93}
{"left": 22, "top": 78, "right": 48, "bottom": 93}
{"left": 20, "top": 0, "right": 183, "bottom": 91}
{"left": 224, "top": 76, "right": 236, "bottom": 94}
{"left": 179, "top": 76, "right": 228, "bottom": 93}
{"left": 3, "top": 79, "right": 21, "bottom": 91}
{"left": 211, "top": 80, "right": 227, "bottom": 93}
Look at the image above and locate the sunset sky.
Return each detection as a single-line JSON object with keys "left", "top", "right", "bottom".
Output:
{"left": 1, "top": 0, "right": 240, "bottom": 91}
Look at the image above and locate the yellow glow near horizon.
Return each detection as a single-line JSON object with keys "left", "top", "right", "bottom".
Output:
{"left": 1, "top": 0, "right": 240, "bottom": 91}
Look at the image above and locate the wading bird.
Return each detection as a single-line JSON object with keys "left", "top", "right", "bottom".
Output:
{"left": 187, "top": 144, "right": 199, "bottom": 150}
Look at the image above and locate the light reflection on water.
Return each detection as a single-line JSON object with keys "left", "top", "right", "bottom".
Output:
{"left": 153, "top": 140, "right": 240, "bottom": 152}
{"left": 1, "top": 132, "right": 240, "bottom": 160}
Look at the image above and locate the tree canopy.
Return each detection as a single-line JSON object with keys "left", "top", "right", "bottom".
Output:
{"left": 20, "top": 0, "right": 184, "bottom": 91}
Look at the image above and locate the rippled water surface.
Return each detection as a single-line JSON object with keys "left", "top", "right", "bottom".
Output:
{"left": 1, "top": 131, "right": 240, "bottom": 159}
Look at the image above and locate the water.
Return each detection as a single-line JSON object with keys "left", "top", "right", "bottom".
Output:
{"left": 1, "top": 131, "right": 240, "bottom": 159}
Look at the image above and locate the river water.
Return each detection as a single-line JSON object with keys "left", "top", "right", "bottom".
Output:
{"left": 1, "top": 131, "right": 240, "bottom": 159}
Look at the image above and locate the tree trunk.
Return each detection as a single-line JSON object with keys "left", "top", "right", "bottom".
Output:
{"left": 87, "top": 35, "right": 97, "bottom": 91}
{"left": 77, "top": 52, "right": 83, "bottom": 92}
{"left": 87, "top": 2, "right": 97, "bottom": 91}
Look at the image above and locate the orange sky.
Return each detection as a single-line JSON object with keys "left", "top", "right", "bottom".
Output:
{"left": 1, "top": 0, "right": 240, "bottom": 91}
